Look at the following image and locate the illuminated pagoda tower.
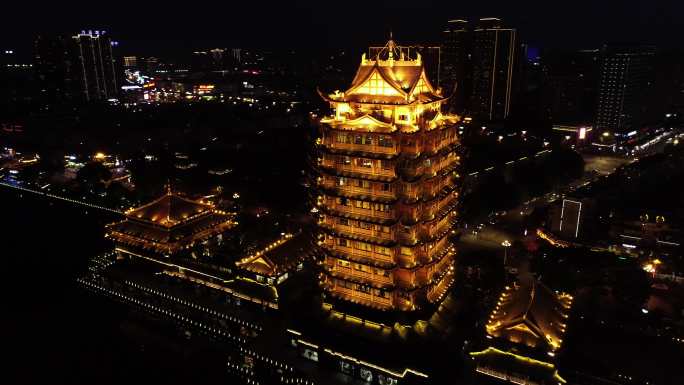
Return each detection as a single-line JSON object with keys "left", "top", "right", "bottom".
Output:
{"left": 314, "top": 38, "right": 462, "bottom": 311}
{"left": 470, "top": 280, "right": 574, "bottom": 385}
{"left": 106, "top": 188, "right": 237, "bottom": 260}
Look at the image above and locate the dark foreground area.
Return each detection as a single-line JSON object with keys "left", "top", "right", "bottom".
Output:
{"left": 0, "top": 187, "right": 231, "bottom": 384}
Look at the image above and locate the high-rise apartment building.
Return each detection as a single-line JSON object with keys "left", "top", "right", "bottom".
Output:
{"left": 595, "top": 45, "right": 655, "bottom": 137}
{"left": 314, "top": 39, "right": 461, "bottom": 311}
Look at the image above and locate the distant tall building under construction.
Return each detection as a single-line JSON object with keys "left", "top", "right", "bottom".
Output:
{"left": 441, "top": 17, "right": 517, "bottom": 121}
{"left": 441, "top": 19, "right": 471, "bottom": 113}
{"left": 72, "top": 31, "right": 119, "bottom": 101}
{"left": 471, "top": 18, "right": 516, "bottom": 121}
{"left": 34, "top": 30, "right": 119, "bottom": 102}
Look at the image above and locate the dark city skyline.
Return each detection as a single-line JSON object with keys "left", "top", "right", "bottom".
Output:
{"left": 2, "top": 2, "right": 684, "bottom": 385}
{"left": 2, "top": 1, "right": 683, "bottom": 57}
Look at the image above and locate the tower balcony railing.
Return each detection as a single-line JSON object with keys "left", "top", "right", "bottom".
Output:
{"left": 417, "top": 237, "right": 450, "bottom": 261}
{"left": 322, "top": 217, "right": 395, "bottom": 241}
{"left": 396, "top": 228, "right": 418, "bottom": 245}
{"left": 431, "top": 176, "right": 456, "bottom": 192}
{"left": 320, "top": 179, "right": 396, "bottom": 200}
{"left": 421, "top": 213, "right": 453, "bottom": 238}
{"left": 427, "top": 263, "right": 454, "bottom": 303}
{"left": 399, "top": 142, "right": 421, "bottom": 155}
{"left": 324, "top": 140, "right": 398, "bottom": 155}
{"left": 433, "top": 251, "right": 453, "bottom": 272}
{"left": 324, "top": 200, "right": 395, "bottom": 221}
{"left": 395, "top": 245, "right": 436, "bottom": 267}
{"left": 396, "top": 184, "right": 422, "bottom": 201}
{"left": 325, "top": 242, "right": 395, "bottom": 265}
{"left": 326, "top": 263, "right": 393, "bottom": 286}
{"left": 398, "top": 210, "right": 421, "bottom": 225}
{"left": 330, "top": 285, "right": 393, "bottom": 308}
{"left": 395, "top": 253, "right": 419, "bottom": 268}
{"left": 320, "top": 158, "right": 396, "bottom": 179}
{"left": 397, "top": 164, "right": 426, "bottom": 180}
{"left": 423, "top": 137, "right": 458, "bottom": 153}
{"left": 397, "top": 157, "right": 457, "bottom": 181}
{"left": 423, "top": 193, "right": 458, "bottom": 219}
{"left": 425, "top": 157, "right": 458, "bottom": 177}
{"left": 422, "top": 183, "right": 445, "bottom": 200}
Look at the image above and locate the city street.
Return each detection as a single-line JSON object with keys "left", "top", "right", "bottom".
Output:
{"left": 582, "top": 154, "right": 631, "bottom": 175}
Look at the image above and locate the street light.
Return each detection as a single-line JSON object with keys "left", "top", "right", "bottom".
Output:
{"left": 501, "top": 240, "right": 512, "bottom": 267}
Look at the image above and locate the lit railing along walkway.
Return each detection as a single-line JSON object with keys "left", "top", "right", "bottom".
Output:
{"left": 226, "top": 345, "right": 314, "bottom": 385}
{"left": 78, "top": 278, "right": 248, "bottom": 345}
{"left": 0, "top": 180, "right": 123, "bottom": 214}
{"left": 88, "top": 251, "right": 118, "bottom": 273}
{"left": 80, "top": 258, "right": 313, "bottom": 384}
{"left": 80, "top": 275, "right": 312, "bottom": 384}
{"left": 122, "top": 280, "right": 263, "bottom": 333}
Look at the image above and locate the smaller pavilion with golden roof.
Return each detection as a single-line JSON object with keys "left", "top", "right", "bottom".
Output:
{"left": 470, "top": 280, "right": 574, "bottom": 385}
{"left": 236, "top": 231, "right": 312, "bottom": 285}
{"left": 106, "top": 187, "right": 237, "bottom": 259}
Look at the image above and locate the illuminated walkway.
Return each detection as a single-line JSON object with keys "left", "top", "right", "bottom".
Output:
{"left": 78, "top": 256, "right": 314, "bottom": 385}
{"left": 0, "top": 180, "right": 123, "bottom": 214}
{"left": 78, "top": 277, "right": 249, "bottom": 344}
{"left": 122, "top": 280, "right": 264, "bottom": 333}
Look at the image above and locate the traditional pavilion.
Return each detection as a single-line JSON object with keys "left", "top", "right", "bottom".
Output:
{"left": 314, "top": 39, "right": 462, "bottom": 311}
{"left": 106, "top": 188, "right": 236, "bottom": 259}
{"left": 236, "top": 231, "right": 311, "bottom": 287}
{"left": 470, "top": 280, "right": 574, "bottom": 385}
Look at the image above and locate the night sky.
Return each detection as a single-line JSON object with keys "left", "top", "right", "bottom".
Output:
{"left": 1, "top": 0, "right": 682, "bottom": 57}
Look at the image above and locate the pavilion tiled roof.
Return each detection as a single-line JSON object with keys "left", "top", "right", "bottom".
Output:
{"left": 236, "top": 232, "right": 312, "bottom": 278}
{"left": 106, "top": 190, "right": 236, "bottom": 255}
{"left": 486, "top": 280, "right": 573, "bottom": 351}
{"left": 125, "top": 190, "right": 213, "bottom": 228}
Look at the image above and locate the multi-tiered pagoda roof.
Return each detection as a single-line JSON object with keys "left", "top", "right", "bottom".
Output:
{"left": 313, "top": 38, "right": 462, "bottom": 312}
{"left": 320, "top": 40, "right": 445, "bottom": 106}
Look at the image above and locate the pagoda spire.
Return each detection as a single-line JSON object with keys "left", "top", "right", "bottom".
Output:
{"left": 387, "top": 30, "right": 396, "bottom": 60}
